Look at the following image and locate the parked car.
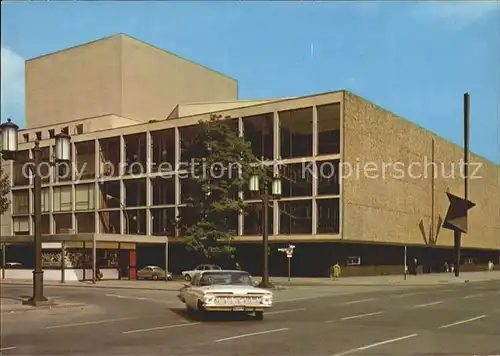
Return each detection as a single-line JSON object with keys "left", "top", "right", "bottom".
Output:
{"left": 5, "top": 262, "right": 23, "bottom": 269}
{"left": 136, "top": 266, "right": 172, "bottom": 281}
{"left": 178, "top": 270, "right": 273, "bottom": 320}
{"left": 182, "top": 264, "right": 221, "bottom": 281}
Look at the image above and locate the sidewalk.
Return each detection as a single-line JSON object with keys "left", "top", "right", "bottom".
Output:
{"left": 0, "top": 296, "right": 87, "bottom": 314}
{"left": 261, "top": 271, "right": 500, "bottom": 286}
{"left": 2, "top": 271, "right": 498, "bottom": 291}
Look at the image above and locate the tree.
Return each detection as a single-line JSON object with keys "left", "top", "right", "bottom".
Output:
{"left": 0, "top": 165, "right": 10, "bottom": 215}
{"left": 178, "top": 114, "right": 268, "bottom": 263}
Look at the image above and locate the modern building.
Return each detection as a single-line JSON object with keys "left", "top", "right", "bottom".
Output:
{"left": 1, "top": 34, "right": 499, "bottom": 277}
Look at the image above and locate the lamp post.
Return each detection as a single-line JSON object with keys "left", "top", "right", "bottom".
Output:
{"left": 248, "top": 173, "right": 281, "bottom": 288}
{"left": 105, "top": 194, "right": 129, "bottom": 234}
{"left": 1, "top": 118, "right": 71, "bottom": 306}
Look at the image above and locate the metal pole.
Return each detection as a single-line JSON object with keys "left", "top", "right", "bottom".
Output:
{"left": 2, "top": 243, "right": 5, "bottom": 280}
{"left": 454, "top": 230, "right": 461, "bottom": 277}
{"left": 124, "top": 210, "right": 130, "bottom": 234}
{"left": 165, "top": 236, "right": 169, "bottom": 282}
{"left": 288, "top": 256, "right": 291, "bottom": 283}
{"left": 455, "top": 93, "right": 469, "bottom": 278}
{"left": 61, "top": 241, "right": 65, "bottom": 283}
{"left": 404, "top": 245, "right": 407, "bottom": 281}
{"left": 25, "top": 141, "right": 47, "bottom": 305}
{"left": 92, "top": 235, "right": 96, "bottom": 284}
{"left": 260, "top": 185, "right": 270, "bottom": 288}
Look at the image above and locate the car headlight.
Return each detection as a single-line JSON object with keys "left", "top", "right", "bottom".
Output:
{"left": 203, "top": 294, "right": 215, "bottom": 304}
{"left": 262, "top": 295, "right": 273, "bottom": 305}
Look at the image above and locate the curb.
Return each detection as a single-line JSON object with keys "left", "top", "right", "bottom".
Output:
{"left": 1, "top": 281, "right": 180, "bottom": 292}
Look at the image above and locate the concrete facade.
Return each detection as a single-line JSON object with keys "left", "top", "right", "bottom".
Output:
{"left": 342, "top": 92, "right": 499, "bottom": 250}
{"left": 25, "top": 34, "right": 237, "bottom": 129}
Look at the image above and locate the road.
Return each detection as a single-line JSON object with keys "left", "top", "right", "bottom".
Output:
{"left": 1, "top": 281, "right": 499, "bottom": 355}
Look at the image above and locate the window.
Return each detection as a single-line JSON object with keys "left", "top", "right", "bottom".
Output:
{"left": 75, "top": 124, "right": 83, "bottom": 135}
{"left": 36, "top": 132, "right": 42, "bottom": 140}
{"left": 23, "top": 134, "right": 29, "bottom": 143}
{"left": 41, "top": 188, "right": 50, "bottom": 212}
{"left": 13, "top": 217, "right": 30, "bottom": 234}
{"left": 75, "top": 184, "right": 95, "bottom": 210}
{"left": 49, "top": 129, "right": 55, "bottom": 138}
{"left": 53, "top": 186, "right": 72, "bottom": 211}
{"left": 12, "top": 190, "right": 30, "bottom": 214}
{"left": 62, "top": 126, "right": 69, "bottom": 135}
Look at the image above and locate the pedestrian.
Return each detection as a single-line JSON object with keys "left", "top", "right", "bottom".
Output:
{"left": 235, "top": 262, "right": 242, "bottom": 271}
{"left": 487, "top": 261, "right": 494, "bottom": 272}
{"left": 444, "top": 261, "right": 449, "bottom": 273}
{"left": 332, "top": 262, "right": 341, "bottom": 280}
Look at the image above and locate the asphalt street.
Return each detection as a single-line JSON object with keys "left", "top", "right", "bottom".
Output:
{"left": 1, "top": 281, "right": 499, "bottom": 355}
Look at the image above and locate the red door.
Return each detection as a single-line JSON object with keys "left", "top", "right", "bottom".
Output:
{"left": 129, "top": 250, "right": 137, "bottom": 280}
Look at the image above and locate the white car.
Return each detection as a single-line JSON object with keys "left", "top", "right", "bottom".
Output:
{"left": 178, "top": 270, "right": 273, "bottom": 320}
{"left": 181, "top": 264, "right": 221, "bottom": 281}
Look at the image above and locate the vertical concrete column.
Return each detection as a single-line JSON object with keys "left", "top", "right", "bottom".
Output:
{"left": 94, "top": 139, "right": 100, "bottom": 233}
{"left": 174, "top": 127, "right": 181, "bottom": 237}
{"left": 273, "top": 112, "right": 280, "bottom": 236}
{"left": 120, "top": 180, "right": 125, "bottom": 234}
{"left": 119, "top": 136, "right": 125, "bottom": 234}
{"left": 49, "top": 146, "right": 54, "bottom": 185}
{"left": 71, "top": 142, "right": 77, "bottom": 232}
{"left": 146, "top": 131, "right": 152, "bottom": 235}
{"left": 71, "top": 142, "right": 76, "bottom": 181}
{"left": 49, "top": 185, "right": 54, "bottom": 235}
{"left": 71, "top": 185, "right": 76, "bottom": 233}
{"left": 146, "top": 131, "right": 152, "bottom": 175}
{"left": 28, "top": 148, "right": 34, "bottom": 235}
{"left": 339, "top": 99, "right": 345, "bottom": 239}
{"left": 146, "top": 178, "right": 152, "bottom": 236}
{"left": 312, "top": 106, "right": 318, "bottom": 236}
{"left": 238, "top": 117, "right": 244, "bottom": 236}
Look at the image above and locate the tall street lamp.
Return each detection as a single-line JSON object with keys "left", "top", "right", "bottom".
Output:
{"left": 248, "top": 173, "right": 281, "bottom": 288}
{"left": 1, "top": 118, "right": 71, "bottom": 306}
{"left": 105, "top": 194, "right": 129, "bottom": 234}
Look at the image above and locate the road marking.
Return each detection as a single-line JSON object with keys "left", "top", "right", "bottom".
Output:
{"left": 267, "top": 308, "right": 306, "bottom": 315}
{"left": 411, "top": 301, "right": 444, "bottom": 308}
{"left": 462, "top": 294, "right": 483, "bottom": 299}
{"left": 438, "top": 315, "right": 487, "bottom": 329}
{"left": 437, "top": 289, "right": 454, "bottom": 293}
{"left": 340, "top": 298, "right": 375, "bottom": 305}
{"left": 0, "top": 347, "right": 17, "bottom": 351}
{"left": 340, "top": 311, "right": 384, "bottom": 320}
{"left": 329, "top": 333, "right": 418, "bottom": 356}
{"left": 214, "top": 327, "right": 289, "bottom": 343}
{"left": 392, "top": 292, "right": 423, "bottom": 298}
{"left": 46, "top": 317, "right": 136, "bottom": 329}
{"left": 122, "top": 322, "right": 200, "bottom": 334}
{"left": 104, "top": 293, "right": 180, "bottom": 304}
{"left": 275, "top": 292, "right": 353, "bottom": 303}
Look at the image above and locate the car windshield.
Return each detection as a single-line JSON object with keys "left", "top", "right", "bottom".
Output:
{"left": 199, "top": 271, "right": 252, "bottom": 286}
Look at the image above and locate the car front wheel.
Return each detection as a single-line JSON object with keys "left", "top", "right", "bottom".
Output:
{"left": 152, "top": 275, "right": 158, "bottom": 280}
{"left": 184, "top": 274, "right": 191, "bottom": 281}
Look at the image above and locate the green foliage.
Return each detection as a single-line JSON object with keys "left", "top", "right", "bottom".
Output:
{"left": 0, "top": 165, "right": 10, "bottom": 215}
{"left": 179, "top": 114, "right": 269, "bottom": 263}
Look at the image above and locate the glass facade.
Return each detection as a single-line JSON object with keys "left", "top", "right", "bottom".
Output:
{"left": 8, "top": 103, "right": 342, "bottom": 238}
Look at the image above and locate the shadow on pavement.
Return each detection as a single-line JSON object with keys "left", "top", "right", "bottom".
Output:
{"left": 168, "top": 307, "right": 257, "bottom": 323}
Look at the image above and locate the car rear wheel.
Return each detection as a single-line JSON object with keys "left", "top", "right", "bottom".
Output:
{"left": 255, "top": 311, "right": 264, "bottom": 321}
{"left": 184, "top": 274, "right": 191, "bottom": 281}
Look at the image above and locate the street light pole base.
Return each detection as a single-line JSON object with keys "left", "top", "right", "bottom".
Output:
{"left": 22, "top": 270, "right": 48, "bottom": 306}
{"left": 257, "top": 280, "right": 275, "bottom": 289}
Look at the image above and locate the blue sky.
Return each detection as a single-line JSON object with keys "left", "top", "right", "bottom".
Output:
{"left": 1, "top": 1, "right": 499, "bottom": 163}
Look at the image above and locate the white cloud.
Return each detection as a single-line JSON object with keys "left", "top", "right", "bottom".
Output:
{"left": 1, "top": 46, "right": 25, "bottom": 122}
{"left": 413, "top": 1, "right": 500, "bottom": 28}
